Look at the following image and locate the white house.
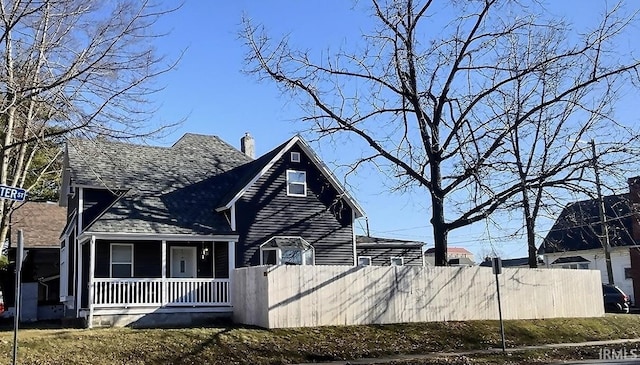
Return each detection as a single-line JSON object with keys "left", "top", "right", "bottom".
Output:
{"left": 540, "top": 177, "right": 640, "bottom": 305}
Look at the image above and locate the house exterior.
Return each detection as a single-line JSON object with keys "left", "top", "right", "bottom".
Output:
{"left": 355, "top": 235, "right": 424, "bottom": 266}
{"left": 540, "top": 177, "right": 640, "bottom": 305}
{"left": 424, "top": 247, "right": 475, "bottom": 266}
{"left": 58, "top": 133, "right": 364, "bottom": 327}
{"left": 7, "top": 201, "right": 67, "bottom": 320}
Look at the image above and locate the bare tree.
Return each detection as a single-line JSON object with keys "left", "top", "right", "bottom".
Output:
{"left": 490, "top": 17, "right": 640, "bottom": 267}
{"left": 242, "top": 0, "right": 640, "bottom": 266}
{"left": 0, "top": 0, "right": 179, "bottom": 246}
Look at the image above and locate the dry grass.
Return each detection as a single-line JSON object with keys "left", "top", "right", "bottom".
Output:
{"left": 0, "top": 315, "right": 637, "bottom": 364}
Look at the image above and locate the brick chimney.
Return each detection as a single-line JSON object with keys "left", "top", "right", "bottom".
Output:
{"left": 628, "top": 176, "right": 640, "bottom": 242}
{"left": 240, "top": 132, "right": 255, "bottom": 158}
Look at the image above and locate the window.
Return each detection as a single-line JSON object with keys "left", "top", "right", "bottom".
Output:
{"left": 286, "top": 170, "right": 307, "bottom": 196}
{"left": 358, "top": 257, "right": 372, "bottom": 266}
{"left": 262, "top": 248, "right": 278, "bottom": 265}
{"left": 260, "top": 236, "right": 314, "bottom": 265}
{"left": 111, "top": 244, "right": 133, "bottom": 278}
{"left": 291, "top": 152, "right": 301, "bottom": 163}
{"left": 625, "top": 268, "right": 633, "bottom": 279}
{"left": 390, "top": 257, "right": 404, "bottom": 266}
{"left": 561, "top": 263, "right": 589, "bottom": 270}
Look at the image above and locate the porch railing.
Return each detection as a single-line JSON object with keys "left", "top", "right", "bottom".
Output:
{"left": 92, "top": 278, "right": 231, "bottom": 308}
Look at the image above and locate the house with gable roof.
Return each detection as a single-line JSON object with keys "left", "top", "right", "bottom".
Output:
{"left": 540, "top": 177, "right": 640, "bottom": 305}
{"left": 59, "top": 133, "right": 366, "bottom": 327}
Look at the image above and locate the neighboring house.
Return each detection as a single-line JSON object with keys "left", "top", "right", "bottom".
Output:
{"left": 59, "top": 133, "right": 365, "bottom": 327}
{"left": 355, "top": 235, "right": 424, "bottom": 266}
{"left": 540, "top": 176, "right": 640, "bottom": 305}
{"left": 478, "top": 257, "right": 544, "bottom": 269}
{"left": 7, "top": 201, "right": 67, "bottom": 320}
{"left": 424, "top": 247, "right": 475, "bottom": 266}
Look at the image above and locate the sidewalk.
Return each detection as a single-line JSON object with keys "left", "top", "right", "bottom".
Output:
{"left": 295, "top": 338, "right": 640, "bottom": 365}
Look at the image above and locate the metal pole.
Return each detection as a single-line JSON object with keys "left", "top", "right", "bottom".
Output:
{"left": 495, "top": 271, "right": 506, "bottom": 353}
{"left": 591, "top": 139, "right": 614, "bottom": 285}
{"left": 12, "top": 229, "right": 24, "bottom": 365}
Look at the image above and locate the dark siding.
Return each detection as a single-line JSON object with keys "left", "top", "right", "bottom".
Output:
{"left": 95, "top": 240, "right": 110, "bottom": 278}
{"left": 82, "top": 188, "right": 120, "bottom": 230}
{"left": 214, "top": 242, "right": 229, "bottom": 278}
{"left": 134, "top": 243, "right": 162, "bottom": 277}
{"left": 236, "top": 144, "right": 354, "bottom": 267}
{"left": 68, "top": 228, "right": 76, "bottom": 297}
{"left": 81, "top": 242, "right": 89, "bottom": 308}
{"left": 356, "top": 246, "right": 423, "bottom": 266}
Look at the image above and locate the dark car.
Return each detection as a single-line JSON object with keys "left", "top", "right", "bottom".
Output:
{"left": 602, "top": 284, "right": 631, "bottom": 314}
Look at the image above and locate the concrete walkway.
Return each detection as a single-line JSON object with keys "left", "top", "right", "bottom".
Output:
{"left": 295, "top": 338, "right": 640, "bottom": 365}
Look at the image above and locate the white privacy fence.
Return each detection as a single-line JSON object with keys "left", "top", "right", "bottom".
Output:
{"left": 232, "top": 265, "right": 604, "bottom": 328}
{"left": 93, "top": 278, "right": 230, "bottom": 307}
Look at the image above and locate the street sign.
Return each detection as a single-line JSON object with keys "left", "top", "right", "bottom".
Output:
{"left": 491, "top": 257, "right": 502, "bottom": 275}
{"left": 0, "top": 185, "right": 26, "bottom": 202}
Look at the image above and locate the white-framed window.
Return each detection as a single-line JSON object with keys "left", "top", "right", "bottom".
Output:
{"left": 286, "top": 170, "right": 307, "bottom": 197}
{"left": 358, "top": 256, "right": 372, "bottom": 266}
{"left": 110, "top": 243, "right": 134, "bottom": 278}
{"left": 291, "top": 152, "right": 301, "bottom": 163}
{"left": 390, "top": 257, "right": 404, "bottom": 266}
{"left": 625, "top": 267, "right": 633, "bottom": 279}
{"left": 261, "top": 248, "right": 278, "bottom": 265}
{"left": 260, "top": 236, "right": 314, "bottom": 265}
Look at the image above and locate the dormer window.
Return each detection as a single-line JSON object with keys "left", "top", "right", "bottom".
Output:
{"left": 291, "top": 152, "right": 301, "bottom": 163}
{"left": 286, "top": 170, "right": 306, "bottom": 197}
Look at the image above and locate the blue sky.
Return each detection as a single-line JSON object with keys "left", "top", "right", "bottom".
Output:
{"left": 149, "top": 1, "right": 640, "bottom": 261}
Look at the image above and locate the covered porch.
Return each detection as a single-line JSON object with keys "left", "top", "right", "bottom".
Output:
{"left": 78, "top": 233, "right": 236, "bottom": 327}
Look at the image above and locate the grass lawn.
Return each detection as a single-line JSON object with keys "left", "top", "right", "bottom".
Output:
{"left": 0, "top": 315, "right": 638, "bottom": 364}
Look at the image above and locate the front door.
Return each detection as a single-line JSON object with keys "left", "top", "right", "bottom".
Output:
{"left": 170, "top": 247, "right": 197, "bottom": 278}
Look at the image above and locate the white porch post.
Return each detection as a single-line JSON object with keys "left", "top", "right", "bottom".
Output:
{"left": 87, "top": 235, "right": 96, "bottom": 328}
{"left": 75, "top": 238, "right": 83, "bottom": 318}
{"left": 228, "top": 241, "right": 235, "bottom": 305}
{"left": 161, "top": 240, "right": 167, "bottom": 305}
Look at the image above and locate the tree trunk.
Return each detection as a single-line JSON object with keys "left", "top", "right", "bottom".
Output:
{"left": 431, "top": 157, "right": 448, "bottom": 266}
{"left": 524, "top": 204, "right": 538, "bottom": 268}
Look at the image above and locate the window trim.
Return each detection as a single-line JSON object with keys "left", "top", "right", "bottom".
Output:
{"left": 261, "top": 247, "right": 280, "bottom": 266}
{"left": 290, "top": 152, "right": 301, "bottom": 163}
{"left": 390, "top": 257, "right": 404, "bottom": 266}
{"left": 286, "top": 169, "right": 307, "bottom": 197}
{"left": 110, "top": 243, "right": 134, "bottom": 278}
{"left": 358, "top": 256, "right": 372, "bottom": 266}
{"left": 259, "top": 236, "right": 315, "bottom": 266}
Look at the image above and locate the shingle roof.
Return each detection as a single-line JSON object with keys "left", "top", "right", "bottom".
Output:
{"left": 68, "top": 133, "right": 366, "bottom": 236}
{"left": 10, "top": 202, "right": 66, "bottom": 248}
{"left": 478, "top": 257, "right": 540, "bottom": 267}
{"left": 67, "top": 134, "right": 253, "bottom": 235}
{"left": 424, "top": 247, "right": 472, "bottom": 255}
{"left": 551, "top": 256, "right": 590, "bottom": 264}
{"left": 540, "top": 194, "right": 636, "bottom": 253}
{"left": 356, "top": 235, "right": 425, "bottom": 247}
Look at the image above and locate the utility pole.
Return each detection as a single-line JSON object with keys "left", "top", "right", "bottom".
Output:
{"left": 591, "top": 139, "right": 614, "bottom": 285}
{"left": 12, "top": 229, "right": 24, "bottom": 365}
